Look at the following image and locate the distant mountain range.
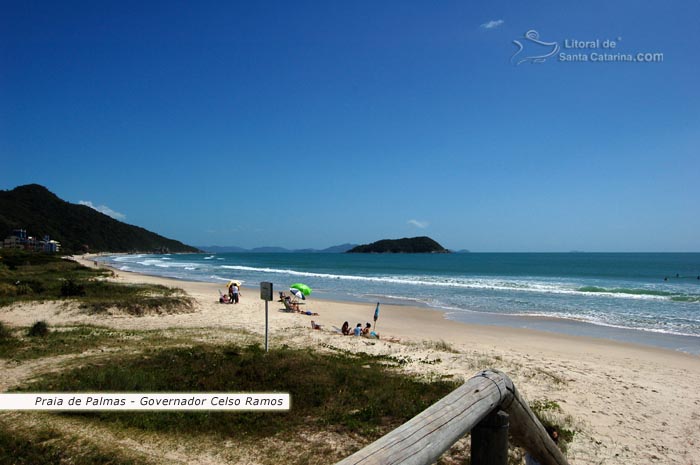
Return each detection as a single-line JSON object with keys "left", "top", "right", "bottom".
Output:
{"left": 0, "top": 185, "right": 466, "bottom": 256}
{"left": 0, "top": 184, "right": 199, "bottom": 254}
{"left": 198, "top": 243, "right": 359, "bottom": 254}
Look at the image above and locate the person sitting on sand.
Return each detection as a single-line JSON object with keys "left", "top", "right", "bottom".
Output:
{"left": 361, "top": 322, "right": 372, "bottom": 336}
{"left": 284, "top": 295, "right": 300, "bottom": 312}
{"left": 310, "top": 320, "right": 321, "bottom": 330}
{"left": 341, "top": 321, "right": 351, "bottom": 335}
{"left": 353, "top": 323, "right": 362, "bottom": 336}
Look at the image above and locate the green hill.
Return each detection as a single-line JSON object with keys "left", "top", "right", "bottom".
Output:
{"left": 0, "top": 184, "right": 199, "bottom": 254}
{"left": 347, "top": 236, "right": 450, "bottom": 254}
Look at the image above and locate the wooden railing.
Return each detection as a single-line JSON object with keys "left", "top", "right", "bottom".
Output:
{"left": 335, "top": 370, "right": 569, "bottom": 465}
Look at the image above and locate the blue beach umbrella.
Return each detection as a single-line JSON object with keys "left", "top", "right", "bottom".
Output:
{"left": 290, "top": 288, "right": 305, "bottom": 300}
{"left": 374, "top": 302, "right": 380, "bottom": 328}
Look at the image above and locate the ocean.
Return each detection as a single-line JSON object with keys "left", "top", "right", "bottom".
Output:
{"left": 98, "top": 252, "right": 700, "bottom": 355}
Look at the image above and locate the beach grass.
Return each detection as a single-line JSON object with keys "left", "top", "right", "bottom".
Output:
{"left": 0, "top": 418, "right": 153, "bottom": 465}
{"left": 0, "top": 322, "right": 11, "bottom": 340}
{"left": 17, "top": 343, "right": 460, "bottom": 441}
{"left": 75, "top": 281, "right": 194, "bottom": 315}
{"left": 7, "top": 340, "right": 464, "bottom": 463}
{"left": 530, "top": 399, "right": 577, "bottom": 453}
{"left": 0, "top": 324, "right": 122, "bottom": 361}
{"left": 0, "top": 324, "right": 212, "bottom": 362}
{"left": 1, "top": 323, "right": 577, "bottom": 464}
{"left": 0, "top": 250, "right": 193, "bottom": 315}
{"left": 406, "top": 339, "right": 461, "bottom": 354}
{"left": 3, "top": 332, "right": 577, "bottom": 464}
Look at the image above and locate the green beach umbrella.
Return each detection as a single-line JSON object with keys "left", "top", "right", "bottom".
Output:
{"left": 290, "top": 283, "right": 312, "bottom": 296}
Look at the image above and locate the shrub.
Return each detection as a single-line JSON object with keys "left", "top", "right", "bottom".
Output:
{"left": 28, "top": 321, "right": 50, "bottom": 337}
{"left": 61, "top": 280, "right": 86, "bottom": 297}
{"left": 0, "top": 283, "right": 17, "bottom": 297}
{"left": 0, "top": 322, "right": 12, "bottom": 341}
{"left": 15, "top": 283, "right": 33, "bottom": 295}
{"left": 27, "top": 280, "right": 46, "bottom": 294}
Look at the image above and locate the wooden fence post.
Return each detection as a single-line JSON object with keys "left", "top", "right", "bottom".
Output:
{"left": 334, "top": 370, "right": 569, "bottom": 465}
{"left": 471, "top": 410, "right": 509, "bottom": 465}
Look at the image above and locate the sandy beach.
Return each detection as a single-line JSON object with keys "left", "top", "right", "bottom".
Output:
{"left": 1, "top": 255, "right": 699, "bottom": 465}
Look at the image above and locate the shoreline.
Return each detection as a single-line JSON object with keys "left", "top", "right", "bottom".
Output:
{"left": 441, "top": 307, "right": 700, "bottom": 356}
{"left": 95, "top": 253, "right": 700, "bottom": 356}
{"left": 2, "top": 255, "right": 700, "bottom": 464}
{"left": 77, "top": 254, "right": 700, "bottom": 364}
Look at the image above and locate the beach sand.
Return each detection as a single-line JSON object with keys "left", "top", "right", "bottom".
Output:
{"left": 1, "top": 255, "right": 699, "bottom": 464}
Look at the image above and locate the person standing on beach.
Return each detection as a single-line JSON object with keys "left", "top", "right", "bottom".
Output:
{"left": 232, "top": 284, "right": 240, "bottom": 304}
{"left": 228, "top": 283, "right": 234, "bottom": 303}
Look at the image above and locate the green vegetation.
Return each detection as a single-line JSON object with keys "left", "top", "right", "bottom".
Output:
{"left": 75, "top": 282, "right": 193, "bottom": 316}
{"left": 0, "top": 249, "right": 194, "bottom": 314}
{"left": 0, "top": 322, "right": 10, "bottom": 340}
{"left": 529, "top": 399, "right": 577, "bottom": 454}
{"left": 409, "top": 339, "right": 460, "bottom": 354}
{"left": 0, "top": 319, "right": 576, "bottom": 464}
{"left": 20, "top": 343, "right": 460, "bottom": 440}
{"left": 0, "top": 422, "right": 152, "bottom": 465}
{"left": 0, "top": 322, "right": 20, "bottom": 356}
{"left": 347, "top": 236, "right": 450, "bottom": 253}
{"left": 0, "top": 184, "right": 199, "bottom": 253}
{"left": 0, "top": 325, "right": 166, "bottom": 361}
{"left": 27, "top": 321, "right": 49, "bottom": 338}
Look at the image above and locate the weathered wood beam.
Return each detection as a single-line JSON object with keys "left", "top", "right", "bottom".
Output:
{"left": 503, "top": 382, "right": 569, "bottom": 465}
{"left": 335, "top": 370, "right": 512, "bottom": 465}
{"left": 334, "top": 370, "right": 569, "bottom": 465}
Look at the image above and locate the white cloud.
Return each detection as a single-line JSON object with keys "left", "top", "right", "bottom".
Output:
{"left": 408, "top": 219, "right": 429, "bottom": 229}
{"left": 79, "top": 201, "right": 127, "bottom": 221}
{"left": 481, "top": 19, "right": 504, "bottom": 29}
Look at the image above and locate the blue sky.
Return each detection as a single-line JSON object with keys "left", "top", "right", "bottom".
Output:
{"left": 2, "top": 1, "right": 698, "bottom": 251}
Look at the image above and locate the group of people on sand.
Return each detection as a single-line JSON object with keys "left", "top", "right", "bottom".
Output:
{"left": 279, "top": 291, "right": 319, "bottom": 316}
{"left": 341, "top": 321, "right": 378, "bottom": 339}
{"left": 219, "top": 282, "right": 241, "bottom": 304}
{"left": 277, "top": 291, "right": 377, "bottom": 338}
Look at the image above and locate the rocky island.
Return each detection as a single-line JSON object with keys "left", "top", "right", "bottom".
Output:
{"left": 346, "top": 236, "right": 450, "bottom": 254}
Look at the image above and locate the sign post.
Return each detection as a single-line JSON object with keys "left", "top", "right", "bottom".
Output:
{"left": 260, "top": 282, "right": 273, "bottom": 352}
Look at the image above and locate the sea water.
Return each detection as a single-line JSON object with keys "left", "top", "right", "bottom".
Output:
{"left": 99, "top": 253, "right": 700, "bottom": 354}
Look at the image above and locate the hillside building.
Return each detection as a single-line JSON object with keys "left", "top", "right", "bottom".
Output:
{"left": 1, "top": 229, "right": 61, "bottom": 252}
